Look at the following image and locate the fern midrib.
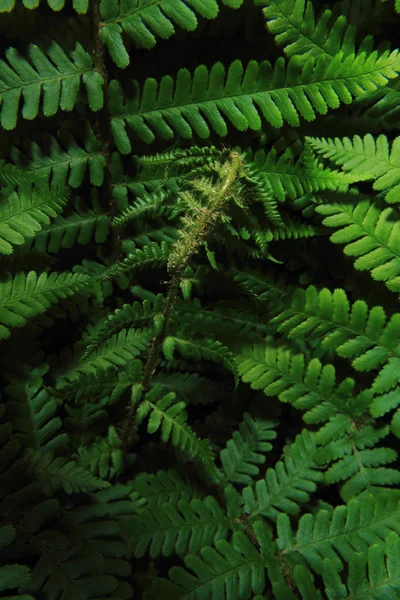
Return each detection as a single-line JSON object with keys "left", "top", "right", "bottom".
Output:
{"left": 101, "top": 0, "right": 174, "bottom": 26}
{"left": 17, "top": 150, "right": 101, "bottom": 176}
{"left": 115, "top": 58, "right": 400, "bottom": 121}
{"left": 0, "top": 68, "right": 92, "bottom": 95}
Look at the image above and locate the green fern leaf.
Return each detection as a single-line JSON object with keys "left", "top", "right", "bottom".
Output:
{"left": 73, "top": 425, "right": 130, "bottom": 480}
{"left": 109, "top": 50, "right": 400, "bottom": 150}
{"left": 102, "top": 241, "right": 171, "bottom": 278}
{"left": 136, "top": 386, "right": 217, "bottom": 473}
{"left": 0, "top": 0, "right": 88, "bottom": 13}
{"left": 0, "top": 42, "right": 103, "bottom": 130}
{"left": 112, "top": 189, "right": 170, "bottom": 227}
{"left": 242, "top": 429, "right": 323, "bottom": 521}
{"left": 277, "top": 494, "right": 400, "bottom": 575}
{"left": 307, "top": 133, "right": 400, "bottom": 204}
{"left": 219, "top": 412, "right": 278, "bottom": 484}
{"left": 0, "top": 270, "right": 90, "bottom": 339}
{"left": 316, "top": 192, "right": 400, "bottom": 292}
{"left": 0, "top": 183, "right": 68, "bottom": 255}
{"left": 130, "top": 469, "right": 203, "bottom": 507}
{"left": 99, "top": 0, "right": 243, "bottom": 68}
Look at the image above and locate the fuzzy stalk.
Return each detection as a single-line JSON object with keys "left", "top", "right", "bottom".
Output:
{"left": 119, "top": 152, "right": 243, "bottom": 451}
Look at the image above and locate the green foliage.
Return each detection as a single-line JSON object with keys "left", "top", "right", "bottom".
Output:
{"left": 1, "top": 0, "right": 400, "bottom": 598}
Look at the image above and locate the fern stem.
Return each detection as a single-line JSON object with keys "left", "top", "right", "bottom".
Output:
{"left": 90, "top": 0, "right": 120, "bottom": 258}
{"left": 120, "top": 152, "right": 242, "bottom": 452}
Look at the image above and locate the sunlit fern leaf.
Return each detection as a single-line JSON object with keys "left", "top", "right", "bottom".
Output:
{"left": 242, "top": 429, "right": 323, "bottom": 521}
{"left": 270, "top": 285, "right": 400, "bottom": 372}
{"left": 255, "top": 0, "right": 370, "bottom": 61}
{"left": 0, "top": 183, "right": 68, "bottom": 255}
{"left": 0, "top": 0, "right": 89, "bottom": 13}
{"left": 0, "top": 42, "right": 103, "bottom": 130}
{"left": 5, "top": 363, "right": 68, "bottom": 454}
{"left": 316, "top": 191, "right": 400, "bottom": 292}
{"left": 99, "top": 0, "right": 243, "bottom": 68}
{"left": 130, "top": 469, "right": 203, "bottom": 507}
{"left": 9, "top": 127, "right": 105, "bottom": 188}
{"left": 0, "top": 271, "right": 91, "bottom": 339}
{"left": 307, "top": 133, "right": 400, "bottom": 204}
{"left": 127, "top": 494, "right": 232, "bottom": 558}
{"left": 243, "top": 146, "right": 352, "bottom": 203}
{"left": 276, "top": 494, "right": 400, "bottom": 575}
{"left": 109, "top": 50, "right": 400, "bottom": 150}
{"left": 219, "top": 412, "right": 278, "bottom": 485}
{"left": 143, "top": 521, "right": 273, "bottom": 600}
{"left": 136, "top": 386, "right": 217, "bottom": 474}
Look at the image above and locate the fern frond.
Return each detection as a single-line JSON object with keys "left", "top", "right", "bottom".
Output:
{"left": 307, "top": 134, "right": 400, "bottom": 204}
{"left": 130, "top": 469, "right": 203, "bottom": 507}
{"left": 0, "top": 0, "right": 89, "bottom": 13}
{"left": 163, "top": 329, "right": 238, "bottom": 385}
{"left": 127, "top": 494, "right": 232, "bottom": 558}
{"left": 0, "top": 159, "right": 40, "bottom": 186}
{"left": 99, "top": 0, "right": 243, "bottom": 68}
{"left": 229, "top": 266, "right": 293, "bottom": 302}
{"left": 242, "top": 429, "right": 323, "bottom": 521}
{"left": 9, "top": 127, "right": 105, "bottom": 188}
{"left": 109, "top": 50, "right": 400, "bottom": 150}
{"left": 5, "top": 363, "right": 68, "bottom": 453}
{"left": 270, "top": 285, "right": 400, "bottom": 372}
{"left": 0, "top": 42, "right": 103, "bottom": 130}
{"left": 136, "top": 386, "right": 217, "bottom": 473}
{"left": 143, "top": 521, "right": 272, "bottom": 600}
{"left": 256, "top": 0, "right": 365, "bottom": 61}
{"left": 277, "top": 493, "right": 400, "bottom": 575}
{"left": 30, "top": 206, "right": 110, "bottom": 253}
{"left": 0, "top": 524, "right": 33, "bottom": 599}
{"left": 244, "top": 146, "right": 351, "bottom": 203}
{"left": 219, "top": 412, "right": 278, "bottom": 485}
{"left": 0, "top": 183, "right": 68, "bottom": 255}
{"left": 0, "top": 270, "right": 90, "bottom": 339}
{"left": 112, "top": 189, "right": 170, "bottom": 227}
{"left": 153, "top": 370, "right": 224, "bottom": 405}
{"left": 74, "top": 425, "right": 130, "bottom": 480}
{"left": 316, "top": 192, "right": 400, "bottom": 292}
{"left": 102, "top": 241, "right": 171, "bottom": 279}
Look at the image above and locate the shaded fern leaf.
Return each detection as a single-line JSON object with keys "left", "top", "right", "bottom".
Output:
{"left": 73, "top": 425, "right": 129, "bottom": 480}
{"left": 127, "top": 494, "right": 232, "bottom": 558}
{"left": 277, "top": 493, "right": 400, "bottom": 575}
{"left": 102, "top": 241, "right": 171, "bottom": 279}
{"left": 0, "top": 159, "right": 41, "bottom": 186}
{"left": 136, "top": 386, "right": 217, "bottom": 474}
{"left": 316, "top": 191, "right": 400, "bottom": 292}
{"left": 242, "top": 429, "right": 323, "bottom": 521}
{"left": 130, "top": 469, "right": 203, "bottom": 507}
{"left": 109, "top": 51, "right": 400, "bottom": 150}
{"left": 0, "top": 42, "right": 103, "bottom": 130}
{"left": 143, "top": 521, "right": 272, "bottom": 600}
{"left": 219, "top": 412, "right": 278, "bottom": 485}
{"left": 307, "top": 133, "right": 400, "bottom": 204}
{"left": 0, "top": 524, "right": 33, "bottom": 599}
{"left": 100, "top": 0, "right": 243, "bottom": 68}
{"left": 112, "top": 189, "right": 170, "bottom": 227}
{"left": 0, "top": 0, "right": 89, "bottom": 13}
{"left": 0, "top": 271, "right": 90, "bottom": 339}
{"left": 0, "top": 183, "right": 68, "bottom": 255}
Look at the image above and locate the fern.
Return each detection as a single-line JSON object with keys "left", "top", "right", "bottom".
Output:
{"left": 0, "top": 271, "right": 90, "bottom": 339}
{"left": 0, "top": 42, "right": 103, "bottom": 130}
{"left": 109, "top": 50, "right": 400, "bottom": 150}
{"left": 0, "top": 0, "right": 89, "bottom": 13}
{"left": 99, "top": 0, "right": 243, "bottom": 68}
{"left": 130, "top": 468, "right": 203, "bottom": 506}
{"left": 307, "top": 133, "right": 400, "bottom": 204}
{"left": 316, "top": 191, "right": 400, "bottom": 292}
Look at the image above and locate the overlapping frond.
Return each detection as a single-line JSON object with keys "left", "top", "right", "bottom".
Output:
{"left": 0, "top": 271, "right": 90, "bottom": 339}
{"left": 131, "top": 469, "right": 202, "bottom": 507}
{"left": 255, "top": 0, "right": 365, "bottom": 61}
{"left": 136, "top": 386, "right": 217, "bottom": 473}
{"left": 127, "top": 494, "right": 231, "bottom": 558}
{"left": 74, "top": 425, "right": 127, "bottom": 480}
{"left": 112, "top": 189, "right": 170, "bottom": 227}
{"left": 99, "top": 0, "right": 243, "bottom": 68}
{"left": 277, "top": 494, "right": 400, "bottom": 574}
{"left": 0, "top": 42, "right": 103, "bottom": 130}
{"left": 219, "top": 412, "right": 278, "bottom": 485}
{"left": 316, "top": 192, "right": 400, "bottom": 292}
{"left": 102, "top": 241, "right": 172, "bottom": 279}
{"left": 109, "top": 50, "right": 400, "bottom": 150}
{"left": 242, "top": 430, "right": 323, "bottom": 521}
{"left": 307, "top": 133, "right": 400, "bottom": 204}
{"left": 270, "top": 285, "right": 400, "bottom": 372}
{"left": 0, "top": 183, "right": 68, "bottom": 255}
